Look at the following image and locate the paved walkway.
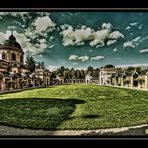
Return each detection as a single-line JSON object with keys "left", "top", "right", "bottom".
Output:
{"left": 0, "top": 124, "right": 147, "bottom": 136}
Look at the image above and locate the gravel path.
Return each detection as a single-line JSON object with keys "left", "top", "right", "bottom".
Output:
{"left": 0, "top": 124, "right": 148, "bottom": 136}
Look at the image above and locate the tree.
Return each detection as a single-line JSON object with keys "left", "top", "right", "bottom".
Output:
{"left": 135, "top": 67, "right": 141, "bottom": 75}
{"left": 70, "top": 68, "right": 75, "bottom": 79}
{"left": 92, "top": 68, "right": 100, "bottom": 77}
{"left": 25, "top": 55, "right": 36, "bottom": 73}
{"left": 80, "top": 70, "right": 85, "bottom": 79}
{"left": 36, "top": 62, "right": 46, "bottom": 69}
{"left": 104, "top": 64, "right": 115, "bottom": 68}
{"left": 75, "top": 70, "right": 81, "bottom": 79}
{"left": 126, "top": 66, "right": 135, "bottom": 72}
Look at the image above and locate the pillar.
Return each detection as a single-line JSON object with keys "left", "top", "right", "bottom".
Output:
{"left": 131, "top": 76, "right": 133, "bottom": 87}
{"left": 121, "top": 77, "right": 124, "bottom": 86}
{"left": 145, "top": 75, "right": 148, "bottom": 89}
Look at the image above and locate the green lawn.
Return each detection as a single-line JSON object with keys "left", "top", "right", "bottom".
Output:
{"left": 0, "top": 84, "right": 148, "bottom": 130}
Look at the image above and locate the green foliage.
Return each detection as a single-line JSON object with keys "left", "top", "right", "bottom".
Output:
{"left": 36, "top": 62, "right": 46, "bottom": 69}
{"left": 104, "top": 64, "right": 115, "bottom": 68}
{"left": 25, "top": 55, "right": 36, "bottom": 73}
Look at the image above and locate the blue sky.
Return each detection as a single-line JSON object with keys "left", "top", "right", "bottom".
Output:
{"left": 0, "top": 12, "right": 148, "bottom": 70}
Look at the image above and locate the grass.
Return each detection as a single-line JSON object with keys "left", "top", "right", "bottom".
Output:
{"left": 0, "top": 84, "right": 148, "bottom": 130}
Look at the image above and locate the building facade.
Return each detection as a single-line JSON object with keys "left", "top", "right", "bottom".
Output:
{"left": 0, "top": 33, "right": 50, "bottom": 90}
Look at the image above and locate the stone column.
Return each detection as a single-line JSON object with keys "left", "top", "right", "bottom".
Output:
{"left": 121, "top": 77, "right": 124, "bottom": 86}
{"left": 145, "top": 75, "right": 148, "bottom": 89}
{"left": 114, "top": 77, "right": 117, "bottom": 85}
{"left": 131, "top": 76, "right": 133, "bottom": 87}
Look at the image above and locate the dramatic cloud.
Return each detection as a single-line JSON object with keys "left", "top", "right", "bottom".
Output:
{"left": 123, "top": 36, "right": 141, "bottom": 48}
{"left": 139, "top": 48, "right": 148, "bottom": 53}
{"left": 90, "top": 56, "right": 104, "bottom": 61}
{"left": 60, "top": 23, "right": 124, "bottom": 47}
{"left": 32, "top": 16, "right": 56, "bottom": 33}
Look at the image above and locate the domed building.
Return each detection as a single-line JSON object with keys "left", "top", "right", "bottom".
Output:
{"left": 0, "top": 32, "right": 50, "bottom": 91}
{"left": 0, "top": 32, "right": 27, "bottom": 73}
{"left": 0, "top": 32, "right": 29, "bottom": 90}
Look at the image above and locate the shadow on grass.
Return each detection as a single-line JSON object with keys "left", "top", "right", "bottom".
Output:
{"left": 0, "top": 98, "right": 85, "bottom": 131}
{"left": 81, "top": 115, "right": 100, "bottom": 119}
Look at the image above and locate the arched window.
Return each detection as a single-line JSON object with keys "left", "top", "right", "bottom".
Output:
{"left": 20, "top": 55, "right": 23, "bottom": 62}
{"left": 2, "top": 53, "right": 6, "bottom": 60}
{"left": 11, "top": 53, "right": 16, "bottom": 61}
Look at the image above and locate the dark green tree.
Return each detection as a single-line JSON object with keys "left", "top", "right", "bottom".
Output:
{"left": 25, "top": 55, "right": 36, "bottom": 73}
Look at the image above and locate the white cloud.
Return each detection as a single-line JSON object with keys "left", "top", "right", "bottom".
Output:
{"left": 123, "top": 36, "right": 141, "bottom": 48}
{"left": 139, "top": 48, "right": 148, "bottom": 53}
{"left": 68, "top": 55, "right": 89, "bottom": 62}
{"left": 69, "top": 55, "right": 78, "bottom": 60}
{"left": 123, "top": 41, "right": 136, "bottom": 48}
{"left": 60, "top": 23, "right": 124, "bottom": 47}
{"left": 101, "top": 23, "right": 113, "bottom": 31}
{"left": 130, "top": 22, "right": 138, "bottom": 26}
{"left": 90, "top": 56, "right": 104, "bottom": 61}
{"left": 108, "top": 31, "right": 124, "bottom": 39}
{"left": 107, "top": 40, "right": 117, "bottom": 46}
{"left": 138, "top": 24, "right": 143, "bottom": 29}
{"left": 60, "top": 25, "right": 94, "bottom": 46}
{"left": 68, "top": 55, "right": 105, "bottom": 62}
{"left": 125, "top": 26, "right": 131, "bottom": 30}
{"left": 113, "top": 48, "right": 117, "bottom": 52}
{"left": 78, "top": 55, "right": 89, "bottom": 62}
{"left": 33, "top": 16, "right": 56, "bottom": 33}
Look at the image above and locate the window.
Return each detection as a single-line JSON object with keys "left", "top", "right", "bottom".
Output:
{"left": 2, "top": 53, "right": 6, "bottom": 60}
{"left": 11, "top": 53, "right": 16, "bottom": 61}
{"left": 20, "top": 55, "right": 23, "bottom": 62}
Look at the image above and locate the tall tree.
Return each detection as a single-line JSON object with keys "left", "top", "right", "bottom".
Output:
{"left": 70, "top": 68, "right": 75, "bottom": 79}
{"left": 25, "top": 55, "right": 36, "bottom": 73}
{"left": 80, "top": 70, "right": 85, "bottom": 79}
{"left": 76, "top": 70, "right": 81, "bottom": 79}
{"left": 36, "top": 62, "right": 46, "bottom": 69}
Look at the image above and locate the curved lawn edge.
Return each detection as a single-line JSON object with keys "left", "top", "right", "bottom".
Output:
{"left": 0, "top": 84, "right": 148, "bottom": 130}
{"left": 0, "top": 123, "right": 147, "bottom": 136}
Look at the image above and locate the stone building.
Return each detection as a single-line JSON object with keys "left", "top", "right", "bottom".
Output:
{"left": 99, "top": 67, "right": 116, "bottom": 85}
{"left": 0, "top": 32, "right": 50, "bottom": 90}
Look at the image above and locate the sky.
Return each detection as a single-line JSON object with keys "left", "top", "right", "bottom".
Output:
{"left": 0, "top": 12, "right": 148, "bottom": 70}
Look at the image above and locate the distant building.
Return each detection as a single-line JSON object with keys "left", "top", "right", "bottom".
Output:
{"left": 99, "top": 67, "right": 116, "bottom": 85}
